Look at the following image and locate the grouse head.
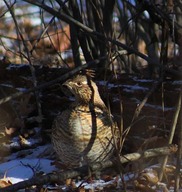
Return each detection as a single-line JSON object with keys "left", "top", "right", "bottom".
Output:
{"left": 62, "top": 75, "right": 106, "bottom": 108}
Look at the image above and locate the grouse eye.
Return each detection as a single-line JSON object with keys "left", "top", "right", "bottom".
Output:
{"left": 76, "top": 81, "right": 82, "bottom": 87}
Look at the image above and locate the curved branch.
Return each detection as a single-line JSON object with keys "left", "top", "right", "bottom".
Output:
{"left": 21, "top": 0, "right": 157, "bottom": 65}
{"left": 0, "top": 145, "right": 178, "bottom": 192}
{"left": 0, "top": 57, "right": 106, "bottom": 105}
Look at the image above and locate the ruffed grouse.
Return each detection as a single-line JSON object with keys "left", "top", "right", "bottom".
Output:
{"left": 52, "top": 74, "right": 116, "bottom": 168}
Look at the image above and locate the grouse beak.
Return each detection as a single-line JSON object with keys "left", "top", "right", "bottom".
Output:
{"left": 62, "top": 80, "right": 73, "bottom": 90}
{"left": 62, "top": 80, "right": 74, "bottom": 96}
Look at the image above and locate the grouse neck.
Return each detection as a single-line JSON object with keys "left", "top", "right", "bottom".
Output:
{"left": 74, "top": 92, "right": 108, "bottom": 112}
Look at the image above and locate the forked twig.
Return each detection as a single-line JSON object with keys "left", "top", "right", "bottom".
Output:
{"left": 159, "top": 87, "right": 182, "bottom": 182}
{"left": 174, "top": 90, "right": 182, "bottom": 191}
{"left": 0, "top": 145, "right": 177, "bottom": 192}
{"left": 4, "top": 0, "right": 43, "bottom": 126}
{"left": 121, "top": 78, "right": 163, "bottom": 148}
{"left": 0, "top": 57, "right": 106, "bottom": 105}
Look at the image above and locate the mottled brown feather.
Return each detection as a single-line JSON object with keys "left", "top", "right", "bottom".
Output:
{"left": 52, "top": 75, "right": 116, "bottom": 168}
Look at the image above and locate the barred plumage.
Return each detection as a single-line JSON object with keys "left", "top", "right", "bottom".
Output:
{"left": 52, "top": 74, "right": 116, "bottom": 168}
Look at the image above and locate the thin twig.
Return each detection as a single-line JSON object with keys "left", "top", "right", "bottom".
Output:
{"left": 174, "top": 90, "right": 182, "bottom": 191}
{"left": 0, "top": 57, "right": 105, "bottom": 105}
{"left": 121, "top": 78, "right": 163, "bottom": 148}
{"left": 4, "top": 0, "right": 43, "bottom": 127}
{"left": 159, "top": 87, "right": 182, "bottom": 181}
{"left": 17, "top": 0, "right": 158, "bottom": 63}
{"left": 21, "top": 0, "right": 182, "bottom": 78}
{"left": 0, "top": 51, "right": 129, "bottom": 106}
{"left": 0, "top": 145, "right": 177, "bottom": 192}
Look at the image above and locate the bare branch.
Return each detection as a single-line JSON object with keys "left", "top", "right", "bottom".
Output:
{"left": 20, "top": 0, "right": 157, "bottom": 64}
{"left": 22, "top": 0, "right": 182, "bottom": 78}
{"left": 0, "top": 57, "right": 106, "bottom": 105}
{"left": 0, "top": 145, "right": 177, "bottom": 192}
{"left": 159, "top": 87, "right": 182, "bottom": 181}
{"left": 121, "top": 77, "right": 163, "bottom": 148}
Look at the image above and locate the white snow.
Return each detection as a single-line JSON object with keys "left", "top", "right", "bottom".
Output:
{"left": 0, "top": 158, "right": 56, "bottom": 184}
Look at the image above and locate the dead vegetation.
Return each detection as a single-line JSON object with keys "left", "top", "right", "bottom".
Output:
{"left": 0, "top": 0, "right": 182, "bottom": 191}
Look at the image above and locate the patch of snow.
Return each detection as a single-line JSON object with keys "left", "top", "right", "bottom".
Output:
{"left": 9, "top": 141, "right": 21, "bottom": 149}
{"left": 76, "top": 179, "right": 117, "bottom": 191}
{"left": 172, "top": 80, "right": 182, "bottom": 85}
{"left": 4, "top": 144, "right": 53, "bottom": 162}
{"left": 131, "top": 98, "right": 174, "bottom": 111}
{"left": 6, "top": 64, "right": 29, "bottom": 70}
{"left": 16, "top": 87, "right": 28, "bottom": 92}
{"left": 22, "top": 137, "right": 42, "bottom": 146}
{"left": 132, "top": 77, "right": 154, "bottom": 83}
{"left": 98, "top": 80, "right": 149, "bottom": 92}
{"left": 123, "top": 84, "right": 149, "bottom": 92}
{"left": 0, "top": 83, "right": 14, "bottom": 88}
{"left": 98, "top": 81, "right": 116, "bottom": 88}
{"left": 8, "top": 136, "right": 21, "bottom": 148}
{"left": 75, "top": 173, "right": 135, "bottom": 190}
{"left": 0, "top": 159, "right": 56, "bottom": 184}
